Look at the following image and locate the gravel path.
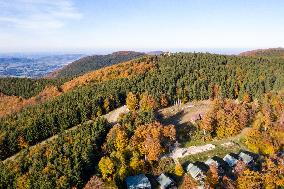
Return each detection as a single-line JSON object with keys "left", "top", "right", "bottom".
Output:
{"left": 165, "top": 144, "right": 216, "bottom": 160}
{"left": 103, "top": 105, "right": 129, "bottom": 124}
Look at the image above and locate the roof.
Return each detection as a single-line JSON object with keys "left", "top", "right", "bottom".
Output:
{"left": 278, "top": 151, "right": 284, "bottom": 157}
{"left": 157, "top": 173, "right": 174, "bottom": 189}
{"left": 239, "top": 152, "right": 253, "bottom": 164}
{"left": 223, "top": 154, "right": 238, "bottom": 167}
{"left": 205, "top": 158, "right": 219, "bottom": 167}
{"left": 187, "top": 163, "right": 203, "bottom": 179}
{"left": 126, "top": 174, "right": 151, "bottom": 189}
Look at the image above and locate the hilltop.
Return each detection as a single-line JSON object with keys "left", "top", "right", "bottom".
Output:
{"left": 239, "top": 47, "right": 284, "bottom": 58}
{"left": 47, "top": 51, "right": 144, "bottom": 78}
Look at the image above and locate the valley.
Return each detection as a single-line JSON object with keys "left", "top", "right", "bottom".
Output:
{"left": 0, "top": 54, "right": 84, "bottom": 78}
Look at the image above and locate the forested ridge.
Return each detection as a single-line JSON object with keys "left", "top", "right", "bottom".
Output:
{"left": 0, "top": 52, "right": 284, "bottom": 188}
{"left": 0, "top": 77, "right": 66, "bottom": 99}
{"left": 0, "top": 57, "right": 154, "bottom": 118}
{"left": 49, "top": 51, "right": 144, "bottom": 78}
{"left": 240, "top": 47, "right": 284, "bottom": 59}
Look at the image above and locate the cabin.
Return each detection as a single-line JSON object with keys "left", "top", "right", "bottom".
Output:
{"left": 205, "top": 156, "right": 227, "bottom": 174}
{"left": 156, "top": 173, "right": 176, "bottom": 189}
{"left": 126, "top": 174, "right": 151, "bottom": 189}
{"left": 186, "top": 163, "right": 205, "bottom": 180}
{"left": 205, "top": 158, "right": 219, "bottom": 167}
{"left": 223, "top": 154, "right": 238, "bottom": 167}
{"left": 278, "top": 151, "right": 284, "bottom": 158}
{"left": 239, "top": 152, "right": 253, "bottom": 165}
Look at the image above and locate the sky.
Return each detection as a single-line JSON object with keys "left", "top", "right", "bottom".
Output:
{"left": 0, "top": 0, "right": 284, "bottom": 54}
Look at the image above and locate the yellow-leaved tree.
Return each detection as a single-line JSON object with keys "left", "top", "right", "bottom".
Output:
{"left": 236, "top": 169, "right": 262, "bottom": 189}
{"left": 175, "top": 163, "right": 184, "bottom": 176}
{"left": 139, "top": 92, "right": 157, "bottom": 111}
{"left": 98, "top": 156, "right": 115, "bottom": 181}
{"left": 103, "top": 124, "right": 129, "bottom": 153}
{"left": 126, "top": 92, "right": 139, "bottom": 111}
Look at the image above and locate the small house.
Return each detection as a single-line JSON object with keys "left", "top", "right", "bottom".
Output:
{"left": 223, "top": 154, "right": 238, "bottom": 167}
{"left": 205, "top": 158, "right": 219, "bottom": 167}
{"left": 126, "top": 174, "right": 151, "bottom": 189}
{"left": 186, "top": 163, "right": 205, "bottom": 180}
{"left": 205, "top": 156, "right": 227, "bottom": 174}
{"left": 239, "top": 152, "right": 253, "bottom": 165}
{"left": 156, "top": 173, "right": 176, "bottom": 189}
{"left": 278, "top": 151, "right": 284, "bottom": 158}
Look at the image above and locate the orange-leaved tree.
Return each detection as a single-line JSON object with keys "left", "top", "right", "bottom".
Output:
{"left": 130, "top": 122, "right": 176, "bottom": 161}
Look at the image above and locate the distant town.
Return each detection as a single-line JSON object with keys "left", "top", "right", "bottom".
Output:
{"left": 0, "top": 54, "right": 84, "bottom": 78}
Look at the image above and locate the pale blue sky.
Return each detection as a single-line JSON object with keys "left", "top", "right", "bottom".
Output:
{"left": 0, "top": 0, "right": 283, "bottom": 53}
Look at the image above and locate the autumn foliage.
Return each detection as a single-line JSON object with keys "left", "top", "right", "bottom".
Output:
{"left": 245, "top": 91, "right": 284, "bottom": 155}
{"left": 0, "top": 86, "right": 61, "bottom": 117}
{"left": 61, "top": 59, "right": 155, "bottom": 92}
{"left": 199, "top": 99, "right": 252, "bottom": 139}
{"left": 126, "top": 92, "right": 139, "bottom": 111}
{"left": 180, "top": 174, "right": 197, "bottom": 189}
{"left": 99, "top": 121, "right": 176, "bottom": 181}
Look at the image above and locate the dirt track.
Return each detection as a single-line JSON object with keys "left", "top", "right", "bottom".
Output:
{"left": 3, "top": 106, "right": 129, "bottom": 163}
{"left": 158, "top": 100, "right": 213, "bottom": 126}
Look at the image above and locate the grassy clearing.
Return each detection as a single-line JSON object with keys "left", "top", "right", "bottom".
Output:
{"left": 178, "top": 143, "right": 242, "bottom": 166}
{"left": 178, "top": 128, "right": 250, "bottom": 167}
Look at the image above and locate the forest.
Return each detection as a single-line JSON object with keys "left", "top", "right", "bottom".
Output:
{"left": 240, "top": 47, "right": 284, "bottom": 58}
{"left": 0, "top": 52, "right": 284, "bottom": 188}
{"left": 49, "top": 51, "right": 144, "bottom": 78}
{"left": 1, "top": 53, "right": 284, "bottom": 159}
{"left": 0, "top": 77, "right": 66, "bottom": 99}
{"left": 0, "top": 90, "right": 283, "bottom": 188}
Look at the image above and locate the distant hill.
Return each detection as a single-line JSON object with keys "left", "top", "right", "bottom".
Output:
{"left": 48, "top": 51, "right": 145, "bottom": 78}
{"left": 239, "top": 47, "right": 284, "bottom": 58}
{"left": 146, "top": 51, "right": 164, "bottom": 55}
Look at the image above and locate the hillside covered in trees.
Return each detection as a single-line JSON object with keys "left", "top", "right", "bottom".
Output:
{"left": 0, "top": 77, "right": 66, "bottom": 99}
{"left": 0, "top": 52, "right": 284, "bottom": 188}
{"left": 240, "top": 47, "right": 284, "bottom": 59}
{"left": 48, "top": 51, "right": 145, "bottom": 78}
{"left": 0, "top": 57, "right": 154, "bottom": 118}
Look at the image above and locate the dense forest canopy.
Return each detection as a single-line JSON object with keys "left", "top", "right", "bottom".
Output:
{"left": 0, "top": 52, "right": 284, "bottom": 161}
{"left": 0, "top": 118, "right": 110, "bottom": 189}
{"left": 0, "top": 57, "right": 154, "bottom": 118}
{"left": 240, "top": 47, "right": 284, "bottom": 59}
{"left": 0, "top": 52, "right": 284, "bottom": 188}
{"left": 0, "top": 77, "right": 66, "bottom": 99}
{"left": 49, "top": 51, "right": 145, "bottom": 78}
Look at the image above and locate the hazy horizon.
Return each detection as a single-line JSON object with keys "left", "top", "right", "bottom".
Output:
{"left": 0, "top": 47, "right": 266, "bottom": 57}
{"left": 1, "top": 0, "right": 284, "bottom": 53}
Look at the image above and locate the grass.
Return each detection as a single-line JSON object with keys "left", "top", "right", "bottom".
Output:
{"left": 178, "top": 129, "right": 250, "bottom": 167}
{"left": 178, "top": 144, "right": 242, "bottom": 167}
